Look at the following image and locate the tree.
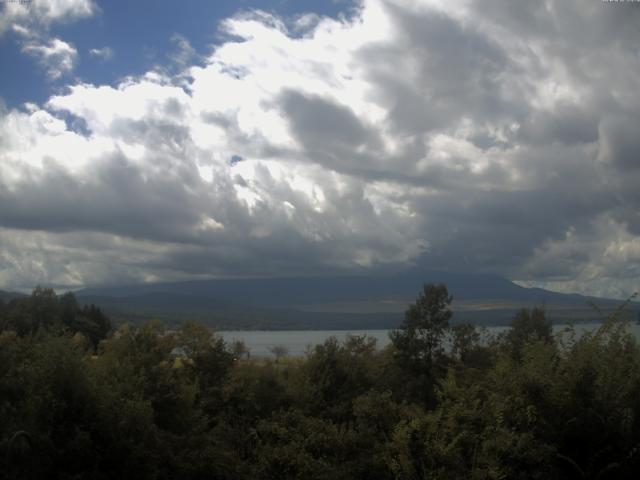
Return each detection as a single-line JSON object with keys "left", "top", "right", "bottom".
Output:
{"left": 505, "top": 306, "right": 552, "bottom": 359}
{"left": 390, "top": 283, "right": 452, "bottom": 369}
{"left": 300, "top": 336, "right": 380, "bottom": 422}
{"left": 269, "top": 345, "right": 289, "bottom": 362}
{"left": 451, "top": 322, "right": 490, "bottom": 367}
{"left": 389, "top": 283, "right": 452, "bottom": 405}
{"left": 229, "top": 339, "right": 249, "bottom": 360}
{"left": 74, "top": 304, "right": 111, "bottom": 349}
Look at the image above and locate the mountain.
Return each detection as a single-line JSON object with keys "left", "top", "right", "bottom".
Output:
{"left": 76, "top": 270, "right": 589, "bottom": 305}
{"left": 0, "top": 290, "right": 27, "bottom": 302}
{"left": 75, "top": 270, "right": 636, "bottom": 329}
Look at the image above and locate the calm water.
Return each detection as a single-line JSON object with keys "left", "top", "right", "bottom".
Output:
{"left": 220, "top": 322, "right": 640, "bottom": 357}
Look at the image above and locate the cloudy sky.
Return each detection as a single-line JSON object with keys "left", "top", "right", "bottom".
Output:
{"left": 0, "top": 0, "right": 639, "bottom": 298}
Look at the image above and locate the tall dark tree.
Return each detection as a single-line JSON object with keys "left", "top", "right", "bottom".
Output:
{"left": 505, "top": 306, "right": 552, "bottom": 359}
{"left": 391, "top": 283, "right": 452, "bottom": 367}
{"left": 389, "top": 283, "right": 452, "bottom": 405}
{"left": 75, "top": 304, "right": 111, "bottom": 349}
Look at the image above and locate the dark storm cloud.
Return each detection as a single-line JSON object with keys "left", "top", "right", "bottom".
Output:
{"left": 412, "top": 183, "right": 616, "bottom": 272}
{"left": 280, "top": 90, "right": 431, "bottom": 186}
{"left": 598, "top": 115, "right": 640, "bottom": 171}
{"left": 0, "top": 155, "right": 203, "bottom": 241}
{"left": 517, "top": 103, "right": 599, "bottom": 146}
{"left": 358, "top": 1, "right": 521, "bottom": 135}
{"left": 281, "top": 90, "right": 376, "bottom": 149}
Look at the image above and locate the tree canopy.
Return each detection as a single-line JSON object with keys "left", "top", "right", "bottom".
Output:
{"left": 1, "top": 284, "right": 640, "bottom": 479}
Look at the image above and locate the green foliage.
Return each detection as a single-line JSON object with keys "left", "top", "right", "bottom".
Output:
{"left": 302, "top": 335, "right": 381, "bottom": 421}
{"left": 270, "top": 344, "right": 289, "bottom": 361}
{"left": 0, "top": 287, "right": 111, "bottom": 348}
{"left": 389, "top": 283, "right": 453, "bottom": 406}
{"left": 390, "top": 283, "right": 453, "bottom": 369}
{"left": 2, "top": 284, "right": 640, "bottom": 478}
{"left": 504, "top": 306, "right": 553, "bottom": 359}
{"left": 224, "top": 361, "right": 291, "bottom": 421}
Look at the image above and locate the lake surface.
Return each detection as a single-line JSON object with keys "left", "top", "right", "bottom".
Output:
{"left": 220, "top": 322, "right": 640, "bottom": 357}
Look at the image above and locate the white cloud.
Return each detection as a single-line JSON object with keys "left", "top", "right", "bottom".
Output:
{"left": 168, "top": 33, "right": 196, "bottom": 67}
{"left": 22, "top": 37, "right": 78, "bottom": 79}
{"left": 11, "top": 23, "right": 34, "bottom": 37}
{"left": 0, "top": 0, "right": 96, "bottom": 35}
{"left": 1, "top": 0, "right": 640, "bottom": 297}
{"left": 3, "top": 0, "right": 96, "bottom": 79}
{"left": 88, "top": 46, "right": 113, "bottom": 61}
{"left": 518, "top": 216, "right": 640, "bottom": 299}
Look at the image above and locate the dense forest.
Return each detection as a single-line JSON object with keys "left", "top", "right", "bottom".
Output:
{"left": 1, "top": 284, "right": 640, "bottom": 479}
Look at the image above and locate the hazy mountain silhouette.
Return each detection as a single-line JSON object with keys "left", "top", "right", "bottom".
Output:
{"left": 72, "top": 270, "right": 633, "bottom": 329}
{"left": 76, "top": 270, "right": 593, "bottom": 305}
{"left": 0, "top": 290, "right": 27, "bottom": 302}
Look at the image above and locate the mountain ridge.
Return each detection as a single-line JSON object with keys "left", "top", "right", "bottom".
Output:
{"left": 71, "top": 270, "right": 634, "bottom": 328}
{"left": 3, "top": 271, "right": 633, "bottom": 329}
{"left": 75, "top": 270, "right": 601, "bottom": 305}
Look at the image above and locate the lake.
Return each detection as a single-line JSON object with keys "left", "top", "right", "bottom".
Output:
{"left": 219, "top": 322, "right": 640, "bottom": 357}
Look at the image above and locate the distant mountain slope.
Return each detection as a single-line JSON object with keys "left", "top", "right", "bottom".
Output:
{"left": 0, "top": 290, "right": 27, "bottom": 302}
{"left": 76, "top": 270, "right": 597, "bottom": 306}
{"left": 75, "top": 270, "right": 635, "bottom": 329}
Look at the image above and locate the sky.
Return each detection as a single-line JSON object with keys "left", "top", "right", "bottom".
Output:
{"left": 0, "top": 0, "right": 639, "bottom": 299}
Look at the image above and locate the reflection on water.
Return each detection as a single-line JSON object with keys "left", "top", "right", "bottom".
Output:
{"left": 219, "top": 322, "right": 640, "bottom": 357}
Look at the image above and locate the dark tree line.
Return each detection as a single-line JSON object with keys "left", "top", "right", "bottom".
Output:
{"left": 1, "top": 284, "right": 640, "bottom": 479}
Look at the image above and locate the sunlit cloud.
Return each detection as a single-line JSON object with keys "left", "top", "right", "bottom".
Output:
{"left": 1, "top": 0, "right": 639, "bottom": 297}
